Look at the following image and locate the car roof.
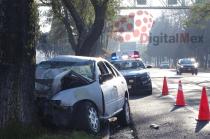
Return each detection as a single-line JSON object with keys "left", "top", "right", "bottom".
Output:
{"left": 48, "top": 55, "right": 104, "bottom": 63}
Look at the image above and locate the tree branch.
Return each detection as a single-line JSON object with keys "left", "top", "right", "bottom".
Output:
{"left": 61, "top": 0, "right": 86, "bottom": 34}
{"left": 79, "top": 0, "right": 109, "bottom": 55}
{"left": 61, "top": 8, "right": 77, "bottom": 51}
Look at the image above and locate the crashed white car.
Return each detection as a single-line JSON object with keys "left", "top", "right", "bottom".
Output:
{"left": 35, "top": 55, "right": 130, "bottom": 134}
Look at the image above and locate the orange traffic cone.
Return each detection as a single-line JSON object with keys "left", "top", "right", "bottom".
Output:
{"left": 175, "top": 80, "right": 186, "bottom": 106}
{"left": 162, "top": 76, "right": 169, "bottom": 96}
{"left": 197, "top": 87, "right": 210, "bottom": 121}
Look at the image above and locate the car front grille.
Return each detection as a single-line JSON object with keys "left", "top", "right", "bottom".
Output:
{"left": 183, "top": 65, "right": 194, "bottom": 68}
{"left": 125, "top": 74, "right": 150, "bottom": 86}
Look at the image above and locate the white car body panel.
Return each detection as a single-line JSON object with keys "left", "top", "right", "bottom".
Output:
{"left": 52, "top": 81, "right": 103, "bottom": 113}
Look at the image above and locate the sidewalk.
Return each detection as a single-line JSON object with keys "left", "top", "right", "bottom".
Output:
{"left": 129, "top": 87, "right": 210, "bottom": 139}
{"left": 198, "top": 68, "right": 210, "bottom": 73}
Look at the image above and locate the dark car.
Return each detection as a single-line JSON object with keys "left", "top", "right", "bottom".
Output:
{"left": 159, "top": 62, "right": 170, "bottom": 69}
{"left": 176, "top": 58, "right": 198, "bottom": 75}
{"left": 111, "top": 59, "right": 152, "bottom": 95}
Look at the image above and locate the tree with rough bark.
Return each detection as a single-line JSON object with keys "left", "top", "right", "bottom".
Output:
{"left": 0, "top": 0, "right": 38, "bottom": 127}
{"left": 40, "top": 0, "right": 119, "bottom": 56}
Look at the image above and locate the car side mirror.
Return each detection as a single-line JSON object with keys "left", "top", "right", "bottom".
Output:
{"left": 146, "top": 65, "right": 152, "bottom": 68}
{"left": 99, "top": 73, "right": 113, "bottom": 84}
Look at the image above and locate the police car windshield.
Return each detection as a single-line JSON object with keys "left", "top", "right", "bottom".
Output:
{"left": 111, "top": 60, "right": 145, "bottom": 70}
{"left": 180, "top": 59, "right": 195, "bottom": 64}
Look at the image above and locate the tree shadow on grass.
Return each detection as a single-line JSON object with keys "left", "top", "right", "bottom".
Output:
{"left": 195, "top": 121, "right": 209, "bottom": 133}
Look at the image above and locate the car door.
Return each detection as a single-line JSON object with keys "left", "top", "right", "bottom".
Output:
{"left": 97, "top": 62, "right": 118, "bottom": 116}
{"left": 104, "top": 62, "right": 126, "bottom": 110}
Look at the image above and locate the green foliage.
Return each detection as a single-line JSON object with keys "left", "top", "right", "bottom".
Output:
{"left": 106, "top": 0, "right": 120, "bottom": 22}
{"left": 185, "top": 2, "right": 210, "bottom": 28}
{"left": 72, "top": 0, "right": 94, "bottom": 27}
{"left": 0, "top": 122, "right": 99, "bottom": 139}
{"left": 41, "top": 0, "right": 119, "bottom": 28}
{"left": 68, "top": 0, "right": 119, "bottom": 26}
{"left": 37, "top": 131, "right": 98, "bottom": 139}
{"left": 0, "top": 122, "right": 46, "bottom": 139}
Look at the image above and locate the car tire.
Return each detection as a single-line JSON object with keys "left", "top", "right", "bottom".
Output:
{"left": 77, "top": 102, "right": 100, "bottom": 134}
{"left": 147, "top": 89, "right": 152, "bottom": 95}
{"left": 147, "top": 84, "right": 152, "bottom": 95}
{"left": 118, "top": 98, "right": 131, "bottom": 126}
{"left": 195, "top": 70, "right": 198, "bottom": 75}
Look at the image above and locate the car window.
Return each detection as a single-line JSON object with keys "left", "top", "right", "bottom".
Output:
{"left": 180, "top": 59, "right": 195, "bottom": 64}
{"left": 111, "top": 60, "right": 145, "bottom": 70}
{"left": 97, "top": 62, "right": 109, "bottom": 75}
{"left": 104, "top": 62, "right": 120, "bottom": 77}
{"left": 111, "top": 66, "right": 121, "bottom": 77}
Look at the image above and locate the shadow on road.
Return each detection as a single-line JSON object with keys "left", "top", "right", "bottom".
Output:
{"left": 129, "top": 95, "right": 151, "bottom": 100}
{"left": 195, "top": 121, "right": 209, "bottom": 133}
{"left": 170, "top": 106, "right": 184, "bottom": 112}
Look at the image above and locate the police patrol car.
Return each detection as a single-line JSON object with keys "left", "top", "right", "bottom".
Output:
{"left": 110, "top": 51, "right": 152, "bottom": 95}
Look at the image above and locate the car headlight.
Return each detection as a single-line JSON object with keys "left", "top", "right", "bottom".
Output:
{"left": 194, "top": 63, "right": 198, "bottom": 68}
{"left": 180, "top": 65, "right": 184, "bottom": 68}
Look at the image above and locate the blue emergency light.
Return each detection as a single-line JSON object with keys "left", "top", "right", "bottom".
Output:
{"left": 111, "top": 53, "right": 118, "bottom": 60}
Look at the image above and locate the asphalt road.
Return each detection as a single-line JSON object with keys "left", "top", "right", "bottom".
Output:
{"left": 149, "top": 68, "right": 210, "bottom": 111}
{"left": 110, "top": 68, "right": 210, "bottom": 139}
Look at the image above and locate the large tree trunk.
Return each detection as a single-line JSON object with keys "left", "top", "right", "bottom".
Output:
{"left": 0, "top": 0, "right": 36, "bottom": 127}
{"left": 61, "top": 0, "right": 109, "bottom": 56}
{"left": 77, "top": 4, "right": 107, "bottom": 56}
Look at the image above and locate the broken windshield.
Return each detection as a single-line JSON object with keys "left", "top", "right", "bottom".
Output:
{"left": 36, "top": 60, "right": 95, "bottom": 82}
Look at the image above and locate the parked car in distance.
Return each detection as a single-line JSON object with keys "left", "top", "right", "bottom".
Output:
{"left": 110, "top": 52, "right": 152, "bottom": 96}
{"left": 159, "top": 62, "right": 170, "bottom": 69}
{"left": 176, "top": 58, "right": 198, "bottom": 75}
{"left": 35, "top": 55, "right": 130, "bottom": 134}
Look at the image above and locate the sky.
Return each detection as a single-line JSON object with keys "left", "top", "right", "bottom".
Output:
{"left": 39, "top": 6, "right": 52, "bottom": 33}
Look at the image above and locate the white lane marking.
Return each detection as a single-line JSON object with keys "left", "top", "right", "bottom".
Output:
{"left": 152, "top": 82, "right": 199, "bottom": 115}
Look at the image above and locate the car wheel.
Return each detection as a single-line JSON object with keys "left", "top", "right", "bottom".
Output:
{"left": 77, "top": 102, "right": 100, "bottom": 134}
{"left": 195, "top": 70, "right": 198, "bottom": 75}
{"left": 147, "top": 84, "right": 152, "bottom": 95}
{"left": 118, "top": 98, "right": 131, "bottom": 126}
{"left": 147, "top": 89, "right": 152, "bottom": 95}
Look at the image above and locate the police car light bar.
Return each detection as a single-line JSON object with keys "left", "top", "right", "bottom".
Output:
{"left": 111, "top": 51, "right": 140, "bottom": 60}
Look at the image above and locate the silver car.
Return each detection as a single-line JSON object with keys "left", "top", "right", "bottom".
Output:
{"left": 35, "top": 55, "right": 130, "bottom": 134}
